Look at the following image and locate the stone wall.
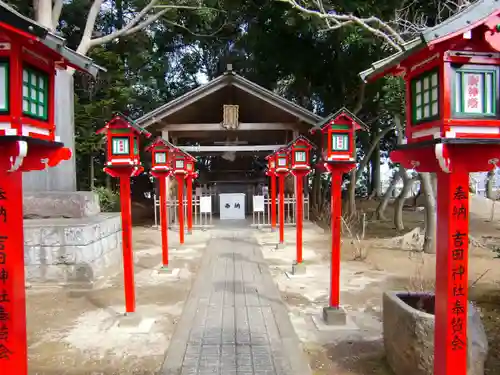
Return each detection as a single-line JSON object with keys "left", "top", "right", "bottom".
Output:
{"left": 24, "top": 213, "right": 122, "bottom": 286}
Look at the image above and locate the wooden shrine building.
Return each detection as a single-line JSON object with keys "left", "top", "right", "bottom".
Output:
{"left": 136, "top": 65, "right": 321, "bottom": 216}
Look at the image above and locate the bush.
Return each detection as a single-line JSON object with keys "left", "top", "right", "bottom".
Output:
{"left": 93, "top": 186, "right": 120, "bottom": 212}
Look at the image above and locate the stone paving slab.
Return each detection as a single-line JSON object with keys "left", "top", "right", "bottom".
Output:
{"left": 160, "top": 229, "right": 311, "bottom": 375}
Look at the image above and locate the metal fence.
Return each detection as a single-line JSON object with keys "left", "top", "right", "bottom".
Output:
{"left": 154, "top": 193, "right": 309, "bottom": 228}
{"left": 251, "top": 194, "right": 310, "bottom": 227}
{"left": 154, "top": 195, "right": 214, "bottom": 229}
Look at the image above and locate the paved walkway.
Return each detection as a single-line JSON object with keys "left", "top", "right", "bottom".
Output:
{"left": 160, "top": 228, "right": 311, "bottom": 375}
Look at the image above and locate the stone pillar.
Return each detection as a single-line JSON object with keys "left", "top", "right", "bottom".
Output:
{"left": 23, "top": 70, "right": 76, "bottom": 192}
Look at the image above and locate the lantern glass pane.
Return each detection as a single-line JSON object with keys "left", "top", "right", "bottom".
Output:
{"left": 155, "top": 152, "right": 166, "bottom": 164}
{"left": 112, "top": 137, "right": 130, "bottom": 155}
{"left": 175, "top": 160, "right": 184, "bottom": 169}
{"left": 331, "top": 134, "right": 349, "bottom": 151}
{"left": 22, "top": 66, "right": 48, "bottom": 121}
{"left": 453, "top": 67, "right": 497, "bottom": 117}
{"left": 411, "top": 69, "right": 440, "bottom": 124}
{"left": 295, "top": 151, "right": 306, "bottom": 163}
{"left": 270, "top": 160, "right": 275, "bottom": 168}
{"left": 187, "top": 162, "right": 193, "bottom": 171}
{"left": 0, "top": 63, "right": 8, "bottom": 112}
{"left": 277, "top": 157, "right": 287, "bottom": 166}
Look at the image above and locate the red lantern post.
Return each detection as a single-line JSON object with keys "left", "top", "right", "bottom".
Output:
{"left": 185, "top": 156, "right": 198, "bottom": 235}
{"left": 274, "top": 149, "right": 290, "bottom": 246}
{"left": 97, "top": 113, "right": 151, "bottom": 313}
{"left": 146, "top": 137, "right": 176, "bottom": 269}
{"left": 359, "top": 5, "right": 500, "bottom": 374}
{"left": 310, "top": 108, "right": 366, "bottom": 324}
{"left": 288, "top": 136, "right": 316, "bottom": 273}
{"left": 265, "top": 154, "right": 277, "bottom": 231}
{"left": 0, "top": 4, "right": 103, "bottom": 373}
{"left": 170, "top": 148, "right": 195, "bottom": 244}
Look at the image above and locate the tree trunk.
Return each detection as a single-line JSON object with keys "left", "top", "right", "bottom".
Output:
{"left": 375, "top": 168, "right": 404, "bottom": 220}
{"left": 90, "top": 155, "right": 95, "bottom": 190}
{"left": 34, "top": 0, "right": 53, "bottom": 27}
{"left": 346, "top": 170, "right": 356, "bottom": 215}
{"left": 420, "top": 172, "right": 437, "bottom": 254}
{"left": 370, "top": 124, "right": 382, "bottom": 198}
{"left": 486, "top": 170, "right": 495, "bottom": 199}
{"left": 394, "top": 171, "right": 414, "bottom": 231}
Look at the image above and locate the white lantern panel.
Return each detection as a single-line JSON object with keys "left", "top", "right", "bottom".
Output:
{"left": 155, "top": 152, "right": 167, "bottom": 164}
{"left": 331, "top": 134, "right": 349, "bottom": 151}
{"left": 295, "top": 151, "right": 306, "bottom": 163}
{"left": 175, "top": 160, "right": 184, "bottom": 169}
{"left": 277, "top": 157, "right": 287, "bottom": 166}
{"left": 463, "top": 72, "right": 483, "bottom": 114}
{"left": 0, "top": 65, "right": 7, "bottom": 111}
{"left": 112, "top": 137, "right": 130, "bottom": 155}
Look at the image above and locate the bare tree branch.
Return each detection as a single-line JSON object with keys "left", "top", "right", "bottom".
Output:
{"left": 391, "top": 0, "right": 473, "bottom": 38}
{"left": 277, "top": 0, "right": 405, "bottom": 51}
{"left": 87, "top": 0, "right": 160, "bottom": 48}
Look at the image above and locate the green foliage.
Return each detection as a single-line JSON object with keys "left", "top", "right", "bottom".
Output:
{"left": 93, "top": 186, "right": 120, "bottom": 212}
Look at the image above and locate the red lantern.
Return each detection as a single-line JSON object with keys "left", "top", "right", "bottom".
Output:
{"left": 310, "top": 107, "right": 366, "bottom": 163}
{"left": 96, "top": 112, "right": 151, "bottom": 177}
{"left": 146, "top": 137, "right": 177, "bottom": 270}
{"left": 265, "top": 154, "right": 276, "bottom": 176}
{"left": 169, "top": 148, "right": 196, "bottom": 242}
{"left": 289, "top": 135, "right": 315, "bottom": 171}
{"left": 275, "top": 149, "right": 290, "bottom": 173}
{"left": 96, "top": 113, "right": 151, "bottom": 315}
{"left": 146, "top": 137, "right": 175, "bottom": 175}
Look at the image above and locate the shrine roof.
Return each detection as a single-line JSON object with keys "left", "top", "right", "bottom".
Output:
{"left": 145, "top": 136, "right": 177, "bottom": 152}
{"left": 97, "top": 112, "right": 152, "bottom": 137}
{"left": 359, "top": 0, "right": 499, "bottom": 82}
{"left": 311, "top": 107, "right": 368, "bottom": 132}
{"left": 286, "top": 135, "right": 317, "bottom": 150}
{"left": 0, "top": 2, "right": 105, "bottom": 77}
{"left": 135, "top": 67, "right": 322, "bottom": 128}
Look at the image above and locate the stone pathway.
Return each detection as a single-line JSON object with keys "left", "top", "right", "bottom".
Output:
{"left": 160, "top": 228, "right": 311, "bottom": 375}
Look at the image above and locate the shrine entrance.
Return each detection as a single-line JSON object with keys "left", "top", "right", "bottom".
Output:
{"left": 136, "top": 65, "right": 320, "bottom": 227}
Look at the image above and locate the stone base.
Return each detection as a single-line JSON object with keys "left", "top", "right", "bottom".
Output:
{"left": 275, "top": 242, "right": 285, "bottom": 250}
{"left": 23, "top": 191, "right": 101, "bottom": 219}
{"left": 322, "top": 306, "right": 347, "bottom": 326}
{"left": 24, "top": 213, "right": 122, "bottom": 286}
{"left": 155, "top": 267, "right": 181, "bottom": 279}
{"left": 291, "top": 261, "right": 306, "bottom": 275}
{"left": 113, "top": 314, "right": 156, "bottom": 333}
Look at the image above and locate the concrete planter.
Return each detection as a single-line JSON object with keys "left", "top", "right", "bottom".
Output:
{"left": 382, "top": 291, "right": 488, "bottom": 375}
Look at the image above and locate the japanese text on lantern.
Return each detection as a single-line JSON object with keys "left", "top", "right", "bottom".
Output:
{"left": 0, "top": 186, "right": 11, "bottom": 361}
{"left": 450, "top": 185, "right": 468, "bottom": 352}
{"left": 464, "top": 74, "right": 481, "bottom": 113}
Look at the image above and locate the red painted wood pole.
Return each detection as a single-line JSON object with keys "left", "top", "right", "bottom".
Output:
{"left": 0, "top": 170, "right": 28, "bottom": 374}
{"left": 159, "top": 176, "right": 169, "bottom": 267}
{"left": 329, "top": 170, "right": 342, "bottom": 308}
{"left": 186, "top": 175, "right": 193, "bottom": 234}
{"left": 119, "top": 176, "right": 135, "bottom": 313}
{"left": 278, "top": 173, "right": 285, "bottom": 244}
{"left": 434, "top": 170, "right": 469, "bottom": 375}
{"left": 176, "top": 174, "right": 185, "bottom": 244}
{"left": 270, "top": 173, "right": 277, "bottom": 231}
{"left": 295, "top": 174, "right": 304, "bottom": 264}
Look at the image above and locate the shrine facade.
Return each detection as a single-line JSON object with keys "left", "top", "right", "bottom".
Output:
{"left": 136, "top": 65, "right": 321, "bottom": 218}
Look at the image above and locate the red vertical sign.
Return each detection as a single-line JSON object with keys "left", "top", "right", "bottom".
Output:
{"left": 434, "top": 171, "right": 468, "bottom": 375}
{"left": 0, "top": 170, "right": 28, "bottom": 374}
